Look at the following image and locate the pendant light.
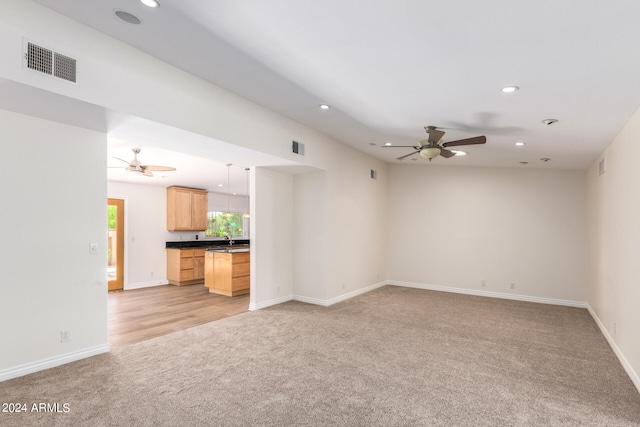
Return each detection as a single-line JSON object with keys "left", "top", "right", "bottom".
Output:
{"left": 223, "top": 164, "right": 233, "bottom": 218}
{"left": 242, "top": 168, "right": 250, "bottom": 219}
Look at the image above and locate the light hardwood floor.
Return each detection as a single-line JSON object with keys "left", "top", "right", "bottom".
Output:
{"left": 108, "top": 284, "right": 249, "bottom": 349}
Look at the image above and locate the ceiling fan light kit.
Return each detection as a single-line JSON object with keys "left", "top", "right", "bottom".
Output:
{"left": 420, "top": 147, "right": 441, "bottom": 160}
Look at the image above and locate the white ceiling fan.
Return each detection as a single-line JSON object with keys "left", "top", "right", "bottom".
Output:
{"left": 110, "top": 148, "right": 176, "bottom": 177}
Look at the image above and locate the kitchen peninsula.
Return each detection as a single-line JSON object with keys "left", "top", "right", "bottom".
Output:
{"left": 204, "top": 247, "right": 250, "bottom": 296}
{"left": 165, "top": 240, "right": 249, "bottom": 287}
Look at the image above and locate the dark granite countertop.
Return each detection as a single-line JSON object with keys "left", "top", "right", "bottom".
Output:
{"left": 166, "top": 239, "right": 249, "bottom": 249}
{"left": 205, "top": 247, "right": 250, "bottom": 254}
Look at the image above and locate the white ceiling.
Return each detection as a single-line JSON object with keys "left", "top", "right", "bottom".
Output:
{"left": 106, "top": 114, "right": 305, "bottom": 195}
{"left": 0, "top": 78, "right": 299, "bottom": 195}
{"left": 31, "top": 0, "right": 640, "bottom": 171}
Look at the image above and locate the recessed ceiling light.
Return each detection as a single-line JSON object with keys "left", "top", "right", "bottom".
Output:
{"left": 451, "top": 150, "right": 466, "bottom": 156}
{"left": 140, "top": 0, "right": 160, "bottom": 7}
{"left": 519, "top": 161, "right": 529, "bottom": 165}
{"left": 514, "top": 141, "right": 526, "bottom": 146}
{"left": 542, "top": 119, "right": 558, "bottom": 126}
{"left": 368, "top": 142, "right": 376, "bottom": 146}
{"left": 384, "top": 142, "right": 392, "bottom": 146}
{"left": 115, "top": 10, "right": 141, "bottom": 24}
{"left": 502, "top": 86, "right": 519, "bottom": 93}
{"left": 319, "top": 104, "right": 331, "bottom": 110}
{"left": 218, "top": 184, "right": 223, "bottom": 187}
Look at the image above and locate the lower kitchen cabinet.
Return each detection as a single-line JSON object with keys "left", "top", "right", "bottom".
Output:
{"left": 205, "top": 250, "right": 250, "bottom": 296}
{"left": 167, "top": 248, "right": 206, "bottom": 286}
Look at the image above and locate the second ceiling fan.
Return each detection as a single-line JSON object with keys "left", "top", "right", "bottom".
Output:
{"left": 111, "top": 148, "right": 176, "bottom": 177}
{"left": 384, "top": 126, "right": 486, "bottom": 161}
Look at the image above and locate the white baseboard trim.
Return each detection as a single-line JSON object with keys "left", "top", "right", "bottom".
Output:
{"left": 250, "top": 281, "right": 388, "bottom": 310}
{"left": 389, "top": 281, "right": 587, "bottom": 308}
{"left": 300, "top": 281, "right": 388, "bottom": 307}
{"left": 292, "top": 294, "right": 327, "bottom": 306}
{"left": 249, "top": 280, "right": 586, "bottom": 312}
{"left": 587, "top": 305, "right": 640, "bottom": 394}
{"left": 125, "top": 279, "right": 169, "bottom": 290}
{"left": 249, "top": 295, "right": 294, "bottom": 311}
{"left": 0, "top": 344, "right": 110, "bottom": 383}
{"left": 292, "top": 281, "right": 387, "bottom": 307}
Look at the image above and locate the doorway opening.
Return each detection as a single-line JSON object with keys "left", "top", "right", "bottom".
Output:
{"left": 108, "top": 198, "right": 124, "bottom": 291}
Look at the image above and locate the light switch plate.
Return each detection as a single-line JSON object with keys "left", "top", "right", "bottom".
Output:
{"left": 90, "top": 243, "right": 98, "bottom": 254}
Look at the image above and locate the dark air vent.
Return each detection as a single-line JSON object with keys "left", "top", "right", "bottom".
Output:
{"left": 26, "top": 43, "right": 52, "bottom": 75}
{"left": 25, "top": 41, "right": 77, "bottom": 83}
{"left": 370, "top": 170, "right": 377, "bottom": 179}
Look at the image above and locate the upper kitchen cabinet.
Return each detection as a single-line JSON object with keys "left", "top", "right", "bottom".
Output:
{"left": 166, "top": 187, "right": 208, "bottom": 231}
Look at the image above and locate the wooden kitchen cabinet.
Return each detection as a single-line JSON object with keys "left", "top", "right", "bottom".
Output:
{"left": 193, "top": 250, "right": 205, "bottom": 279}
{"left": 205, "top": 250, "right": 250, "bottom": 296}
{"left": 166, "top": 187, "right": 208, "bottom": 231}
{"left": 167, "top": 248, "right": 206, "bottom": 286}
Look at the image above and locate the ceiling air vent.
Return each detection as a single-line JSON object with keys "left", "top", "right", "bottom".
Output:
{"left": 598, "top": 158, "right": 605, "bottom": 175}
{"left": 24, "top": 41, "right": 77, "bottom": 83}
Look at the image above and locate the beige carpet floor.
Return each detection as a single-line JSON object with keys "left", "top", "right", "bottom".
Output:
{"left": 1, "top": 285, "right": 639, "bottom": 426}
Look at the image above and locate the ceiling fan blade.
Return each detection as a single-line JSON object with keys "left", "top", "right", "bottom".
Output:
{"left": 426, "top": 127, "right": 445, "bottom": 144}
{"left": 382, "top": 145, "right": 421, "bottom": 148}
{"left": 442, "top": 136, "right": 486, "bottom": 147}
{"left": 439, "top": 148, "right": 456, "bottom": 158}
{"left": 142, "top": 169, "right": 154, "bottom": 177}
{"left": 143, "top": 165, "right": 176, "bottom": 171}
{"left": 113, "top": 157, "right": 132, "bottom": 165}
{"left": 396, "top": 150, "right": 420, "bottom": 161}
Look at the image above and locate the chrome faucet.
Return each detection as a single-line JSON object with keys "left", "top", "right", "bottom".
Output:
{"left": 228, "top": 234, "right": 234, "bottom": 246}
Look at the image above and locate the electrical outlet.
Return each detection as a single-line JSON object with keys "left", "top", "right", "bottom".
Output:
{"left": 481, "top": 280, "right": 486, "bottom": 287}
{"left": 60, "top": 331, "right": 70, "bottom": 343}
{"left": 614, "top": 322, "right": 617, "bottom": 335}
{"left": 342, "top": 283, "right": 345, "bottom": 289}
{"left": 510, "top": 282, "right": 515, "bottom": 290}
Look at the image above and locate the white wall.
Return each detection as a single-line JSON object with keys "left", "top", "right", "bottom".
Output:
{"left": 388, "top": 165, "right": 587, "bottom": 303}
{"left": 250, "top": 168, "right": 294, "bottom": 308}
{"left": 107, "top": 182, "right": 172, "bottom": 289}
{"left": 0, "top": 109, "right": 108, "bottom": 376}
{"left": 209, "top": 191, "right": 249, "bottom": 214}
{"left": 324, "top": 149, "right": 389, "bottom": 300}
{"left": 293, "top": 171, "right": 328, "bottom": 301}
{"left": 586, "top": 107, "right": 640, "bottom": 391}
